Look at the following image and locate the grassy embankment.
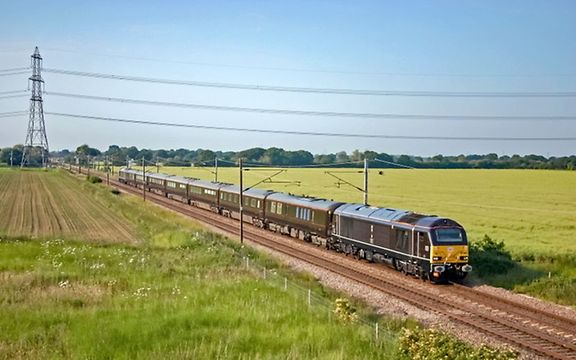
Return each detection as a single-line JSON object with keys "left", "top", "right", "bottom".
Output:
{"left": 0, "top": 168, "right": 400, "bottom": 359}
{"left": 134, "top": 166, "right": 576, "bottom": 306}
{"left": 0, "top": 168, "right": 518, "bottom": 359}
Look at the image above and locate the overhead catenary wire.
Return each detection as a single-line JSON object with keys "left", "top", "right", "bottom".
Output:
{"left": 44, "top": 112, "right": 576, "bottom": 141}
{"left": 44, "top": 92, "right": 576, "bottom": 121}
{"left": 43, "top": 68, "right": 576, "bottom": 98}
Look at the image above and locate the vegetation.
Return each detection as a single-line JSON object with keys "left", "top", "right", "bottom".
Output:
{"left": 86, "top": 175, "right": 102, "bottom": 183}
{"left": 0, "top": 169, "right": 515, "bottom": 358}
{"left": 398, "top": 327, "right": 518, "bottom": 360}
{"left": 469, "top": 235, "right": 515, "bottom": 277}
{"left": 4, "top": 143, "right": 575, "bottom": 169}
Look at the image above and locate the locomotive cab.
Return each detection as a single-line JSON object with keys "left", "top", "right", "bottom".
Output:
{"left": 429, "top": 225, "right": 472, "bottom": 282}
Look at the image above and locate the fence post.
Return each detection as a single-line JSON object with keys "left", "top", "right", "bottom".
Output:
{"left": 284, "top": 277, "right": 287, "bottom": 291}
{"left": 375, "top": 323, "right": 379, "bottom": 341}
{"left": 308, "top": 289, "right": 311, "bottom": 307}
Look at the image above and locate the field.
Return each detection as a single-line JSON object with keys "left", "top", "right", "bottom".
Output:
{"left": 0, "top": 169, "right": 518, "bottom": 359}
{"left": 0, "top": 169, "right": 139, "bottom": 244}
{"left": 138, "top": 167, "right": 576, "bottom": 256}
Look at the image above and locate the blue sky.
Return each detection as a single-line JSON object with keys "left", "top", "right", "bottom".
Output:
{"left": 1, "top": 0, "right": 575, "bottom": 156}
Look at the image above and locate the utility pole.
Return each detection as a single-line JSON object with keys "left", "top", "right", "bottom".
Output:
{"left": 142, "top": 157, "right": 146, "bottom": 201}
{"left": 106, "top": 156, "right": 110, "bottom": 185}
{"left": 363, "top": 158, "right": 368, "bottom": 205}
{"left": 214, "top": 157, "right": 218, "bottom": 182}
{"left": 156, "top": 155, "right": 159, "bottom": 173}
{"left": 9, "top": 150, "right": 13, "bottom": 167}
{"left": 239, "top": 158, "right": 244, "bottom": 244}
{"left": 21, "top": 47, "right": 49, "bottom": 168}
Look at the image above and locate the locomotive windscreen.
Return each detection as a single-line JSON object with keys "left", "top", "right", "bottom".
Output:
{"left": 434, "top": 229, "right": 465, "bottom": 243}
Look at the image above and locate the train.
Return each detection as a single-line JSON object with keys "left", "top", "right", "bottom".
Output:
{"left": 119, "top": 168, "right": 472, "bottom": 282}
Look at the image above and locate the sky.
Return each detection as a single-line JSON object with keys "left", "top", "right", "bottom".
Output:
{"left": 0, "top": 0, "right": 575, "bottom": 156}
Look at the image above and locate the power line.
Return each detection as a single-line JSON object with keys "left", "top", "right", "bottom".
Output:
{"left": 44, "top": 91, "right": 576, "bottom": 121}
{"left": 44, "top": 111, "right": 576, "bottom": 141}
{"left": 41, "top": 48, "right": 576, "bottom": 78}
{"left": 0, "top": 67, "right": 29, "bottom": 72}
{"left": 0, "top": 111, "right": 28, "bottom": 118}
{"left": 0, "top": 71, "right": 29, "bottom": 77}
{"left": 0, "top": 94, "right": 28, "bottom": 100}
{"left": 0, "top": 90, "right": 28, "bottom": 95}
{"left": 43, "top": 68, "right": 576, "bottom": 98}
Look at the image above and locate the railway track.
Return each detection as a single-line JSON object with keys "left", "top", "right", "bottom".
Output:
{"left": 69, "top": 167, "right": 576, "bottom": 359}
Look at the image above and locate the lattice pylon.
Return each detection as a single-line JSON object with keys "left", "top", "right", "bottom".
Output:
{"left": 21, "top": 46, "right": 49, "bottom": 168}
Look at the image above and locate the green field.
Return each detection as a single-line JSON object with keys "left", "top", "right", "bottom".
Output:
{"left": 0, "top": 169, "right": 518, "bottom": 358}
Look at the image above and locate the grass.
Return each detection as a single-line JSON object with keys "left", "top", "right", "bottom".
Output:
{"left": 0, "top": 168, "right": 517, "bottom": 358}
{"left": 0, "top": 169, "right": 403, "bottom": 359}
{"left": 128, "top": 166, "right": 576, "bottom": 306}
{"left": 0, "top": 237, "right": 398, "bottom": 359}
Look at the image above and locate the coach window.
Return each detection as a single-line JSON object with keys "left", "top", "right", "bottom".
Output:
{"left": 271, "top": 202, "right": 277, "bottom": 214}
{"left": 277, "top": 203, "right": 283, "bottom": 214}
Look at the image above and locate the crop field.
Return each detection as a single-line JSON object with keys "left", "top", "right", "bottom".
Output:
{"left": 0, "top": 169, "right": 139, "bottom": 243}
{"left": 136, "top": 167, "right": 576, "bottom": 256}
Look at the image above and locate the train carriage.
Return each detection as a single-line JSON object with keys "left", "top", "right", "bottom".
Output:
{"left": 187, "top": 180, "right": 223, "bottom": 211}
{"left": 146, "top": 172, "right": 173, "bottom": 194}
{"left": 265, "top": 193, "right": 344, "bottom": 244}
{"left": 165, "top": 175, "right": 196, "bottom": 201}
{"left": 119, "top": 168, "right": 145, "bottom": 187}
{"left": 331, "top": 203, "right": 471, "bottom": 282}
{"left": 218, "top": 185, "right": 275, "bottom": 226}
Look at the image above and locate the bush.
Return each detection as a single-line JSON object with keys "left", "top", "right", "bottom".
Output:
{"left": 110, "top": 188, "right": 121, "bottom": 195}
{"left": 398, "top": 327, "right": 518, "bottom": 360}
{"left": 86, "top": 175, "right": 102, "bottom": 183}
{"left": 470, "top": 235, "right": 515, "bottom": 277}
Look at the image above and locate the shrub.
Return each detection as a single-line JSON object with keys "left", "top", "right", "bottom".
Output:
{"left": 470, "top": 235, "right": 515, "bottom": 277}
{"left": 398, "top": 327, "right": 518, "bottom": 360}
{"left": 333, "top": 298, "right": 358, "bottom": 323}
{"left": 86, "top": 175, "right": 102, "bottom": 184}
{"left": 110, "top": 188, "right": 121, "bottom": 195}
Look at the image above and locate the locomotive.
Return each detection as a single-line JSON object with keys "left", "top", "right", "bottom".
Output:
{"left": 119, "top": 168, "right": 472, "bottom": 282}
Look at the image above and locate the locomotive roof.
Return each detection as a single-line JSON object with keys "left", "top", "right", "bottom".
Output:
{"left": 219, "top": 184, "right": 276, "bottom": 199}
{"left": 267, "top": 193, "right": 344, "bottom": 211}
{"left": 334, "top": 203, "right": 462, "bottom": 229}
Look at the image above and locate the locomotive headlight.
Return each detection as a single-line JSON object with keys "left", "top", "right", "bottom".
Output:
{"left": 432, "top": 256, "right": 442, "bottom": 261}
{"left": 459, "top": 256, "right": 468, "bottom": 261}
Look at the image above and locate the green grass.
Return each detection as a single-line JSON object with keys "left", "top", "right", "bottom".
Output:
{"left": 0, "top": 238, "right": 400, "bottom": 359}
{"left": 0, "top": 169, "right": 402, "bottom": 359}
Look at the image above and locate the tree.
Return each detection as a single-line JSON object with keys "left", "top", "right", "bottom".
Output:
{"left": 335, "top": 151, "right": 349, "bottom": 163}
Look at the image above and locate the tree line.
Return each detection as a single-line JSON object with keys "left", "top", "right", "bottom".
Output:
{"left": 1, "top": 144, "right": 575, "bottom": 170}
